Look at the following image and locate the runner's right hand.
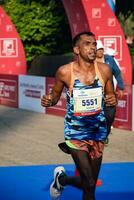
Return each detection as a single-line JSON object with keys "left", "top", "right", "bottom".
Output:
{"left": 41, "top": 94, "right": 53, "bottom": 107}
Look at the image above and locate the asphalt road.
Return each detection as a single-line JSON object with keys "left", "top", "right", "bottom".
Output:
{"left": 0, "top": 105, "right": 134, "bottom": 166}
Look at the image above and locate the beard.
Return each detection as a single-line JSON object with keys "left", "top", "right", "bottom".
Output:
{"left": 79, "top": 52, "right": 96, "bottom": 62}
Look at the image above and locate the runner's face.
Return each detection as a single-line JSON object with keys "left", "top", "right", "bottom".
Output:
{"left": 78, "top": 35, "right": 97, "bottom": 62}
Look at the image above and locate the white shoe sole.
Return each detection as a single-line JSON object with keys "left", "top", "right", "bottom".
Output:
{"left": 50, "top": 181, "right": 61, "bottom": 200}
{"left": 50, "top": 166, "right": 65, "bottom": 200}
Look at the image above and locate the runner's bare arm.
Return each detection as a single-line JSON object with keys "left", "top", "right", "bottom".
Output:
{"left": 41, "top": 67, "right": 66, "bottom": 107}
{"left": 104, "top": 66, "right": 117, "bottom": 106}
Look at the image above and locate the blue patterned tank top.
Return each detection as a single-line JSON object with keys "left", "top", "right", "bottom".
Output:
{"left": 64, "top": 62, "right": 107, "bottom": 141}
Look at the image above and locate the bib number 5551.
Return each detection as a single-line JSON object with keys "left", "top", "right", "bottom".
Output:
{"left": 82, "top": 98, "right": 97, "bottom": 106}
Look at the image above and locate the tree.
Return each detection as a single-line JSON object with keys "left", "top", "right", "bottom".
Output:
{"left": 115, "top": 0, "right": 134, "bottom": 56}
{"left": 116, "top": 0, "right": 134, "bottom": 36}
{"left": 3, "top": 0, "right": 72, "bottom": 62}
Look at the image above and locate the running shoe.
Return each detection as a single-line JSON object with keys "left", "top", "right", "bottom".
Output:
{"left": 50, "top": 166, "right": 66, "bottom": 200}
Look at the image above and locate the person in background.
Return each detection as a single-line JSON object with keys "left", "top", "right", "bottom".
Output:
{"left": 41, "top": 32, "right": 117, "bottom": 200}
{"left": 105, "top": 47, "right": 122, "bottom": 91}
{"left": 96, "top": 40, "right": 124, "bottom": 98}
{"left": 105, "top": 48, "right": 120, "bottom": 66}
{"left": 96, "top": 40, "right": 124, "bottom": 144}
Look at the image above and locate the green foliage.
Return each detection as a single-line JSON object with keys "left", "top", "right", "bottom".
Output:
{"left": 118, "top": 12, "right": 134, "bottom": 36}
{"left": 116, "top": 1, "right": 134, "bottom": 56}
{"left": 3, "top": 0, "right": 72, "bottom": 62}
{"left": 129, "top": 47, "right": 134, "bottom": 56}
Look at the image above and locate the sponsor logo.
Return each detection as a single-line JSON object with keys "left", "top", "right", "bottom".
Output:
{"left": 117, "top": 100, "right": 126, "bottom": 108}
{"left": 0, "top": 38, "right": 18, "bottom": 57}
{"left": 98, "top": 35, "right": 122, "bottom": 60}
{"left": 24, "top": 89, "right": 41, "bottom": 99}
{"left": 108, "top": 18, "right": 116, "bottom": 27}
{"left": 92, "top": 8, "right": 101, "bottom": 18}
{"left": 115, "top": 93, "right": 128, "bottom": 122}
{"left": 0, "top": 80, "right": 17, "bottom": 102}
{"left": 6, "top": 25, "right": 13, "bottom": 32}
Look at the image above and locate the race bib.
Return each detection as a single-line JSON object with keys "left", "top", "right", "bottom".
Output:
{"left": 73, "top": 87, "right": 102, "bottom": 116}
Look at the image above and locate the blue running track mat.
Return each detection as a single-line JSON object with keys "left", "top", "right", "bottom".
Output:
{"left": 0, "top": 162, "right": 134, "bottom": 200}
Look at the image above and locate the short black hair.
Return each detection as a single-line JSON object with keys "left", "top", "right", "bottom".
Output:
{"left": 72, "top": 31, "right": 95, "bottom": 47}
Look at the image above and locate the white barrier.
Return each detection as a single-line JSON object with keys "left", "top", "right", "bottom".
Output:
{"left": 19, "top": 75, "right": 46, "bottom": 113}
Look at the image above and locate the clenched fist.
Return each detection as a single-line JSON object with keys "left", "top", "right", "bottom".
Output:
{"left": 105, "top": 94, "right": 117, "bottom": 106}
{"left": 41, "top": 94, "right": 53, "bottom": 107}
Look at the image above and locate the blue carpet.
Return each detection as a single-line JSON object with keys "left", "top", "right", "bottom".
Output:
{"left": 0, "top": 162, "right": 134, "bottom": 200}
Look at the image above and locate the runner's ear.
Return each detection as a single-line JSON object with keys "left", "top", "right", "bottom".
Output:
{"left": 73, "top": 46, "right": 79, "bottom": 55}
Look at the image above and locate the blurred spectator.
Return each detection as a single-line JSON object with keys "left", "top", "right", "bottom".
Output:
{"left": 96, "top": 40, "right": 124, "bottom": 98}
{"left": 96, "top": 40, "right": 125, "bottom": 143}
{"left": 126, "top": 36, "right": 134, "bottom": 48}
{"left": 105, "top": 48, "right": 120, "bottom": 66}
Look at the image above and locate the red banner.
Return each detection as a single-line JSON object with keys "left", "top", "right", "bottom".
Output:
{"left": 62, "top": 0, "right": 132, "bottom": 85}
{"left": 62, "top": 0, "right": 89, "bottom": 37}
{"left": 0, "top": 74, "right": 18, "bottom": 107}
{"left": 114, "top": 85, "right": 132, "bottom": 130}
{"left": 0, "top": 7, "right": 26, "bottom": 75}
{"left": 46, "top": 78, "right": 66, "bottom": 117}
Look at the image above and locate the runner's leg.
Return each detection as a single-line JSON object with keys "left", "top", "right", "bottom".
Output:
{"left": 59, "top": 148, "right": 96, "bottom": 200}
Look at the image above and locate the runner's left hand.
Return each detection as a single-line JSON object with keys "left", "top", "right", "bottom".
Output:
{"left": 105, "top": 94, "right": 117, "bottom": 106}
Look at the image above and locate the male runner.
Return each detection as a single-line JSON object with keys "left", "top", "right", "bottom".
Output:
{"left": 41, "top": 31, "right": 116, "bottom": 200}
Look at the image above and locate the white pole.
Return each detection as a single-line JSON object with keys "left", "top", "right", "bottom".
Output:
{"left": 107, "top": 0, "right": 116, "bottom": 12}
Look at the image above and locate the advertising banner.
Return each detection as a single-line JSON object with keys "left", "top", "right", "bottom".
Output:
{"left": 62, "top": 0, "right": 89, "bottom": 37}
{"left": 82, "top": 0, "right": 132, "bottom": 85}
{"left": 62, "top": 0, "right": 132, "bottom": 85}
{"left": 0, "top": 74, "right": 18, "bottom": 107}
{"left": 132, "top": 85, "right": 134, "bottom": 131}
{"left": 114, "top": 85, "right": 132, "bottom": 130}
{"left": 0, "top": 7, "right": 26, "bottom": 75}
{"left": 46, "top": 78, "right": 66, "bottom": 116}
{"left": 19, "top": 75, "right": 46, "bottom": 113}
